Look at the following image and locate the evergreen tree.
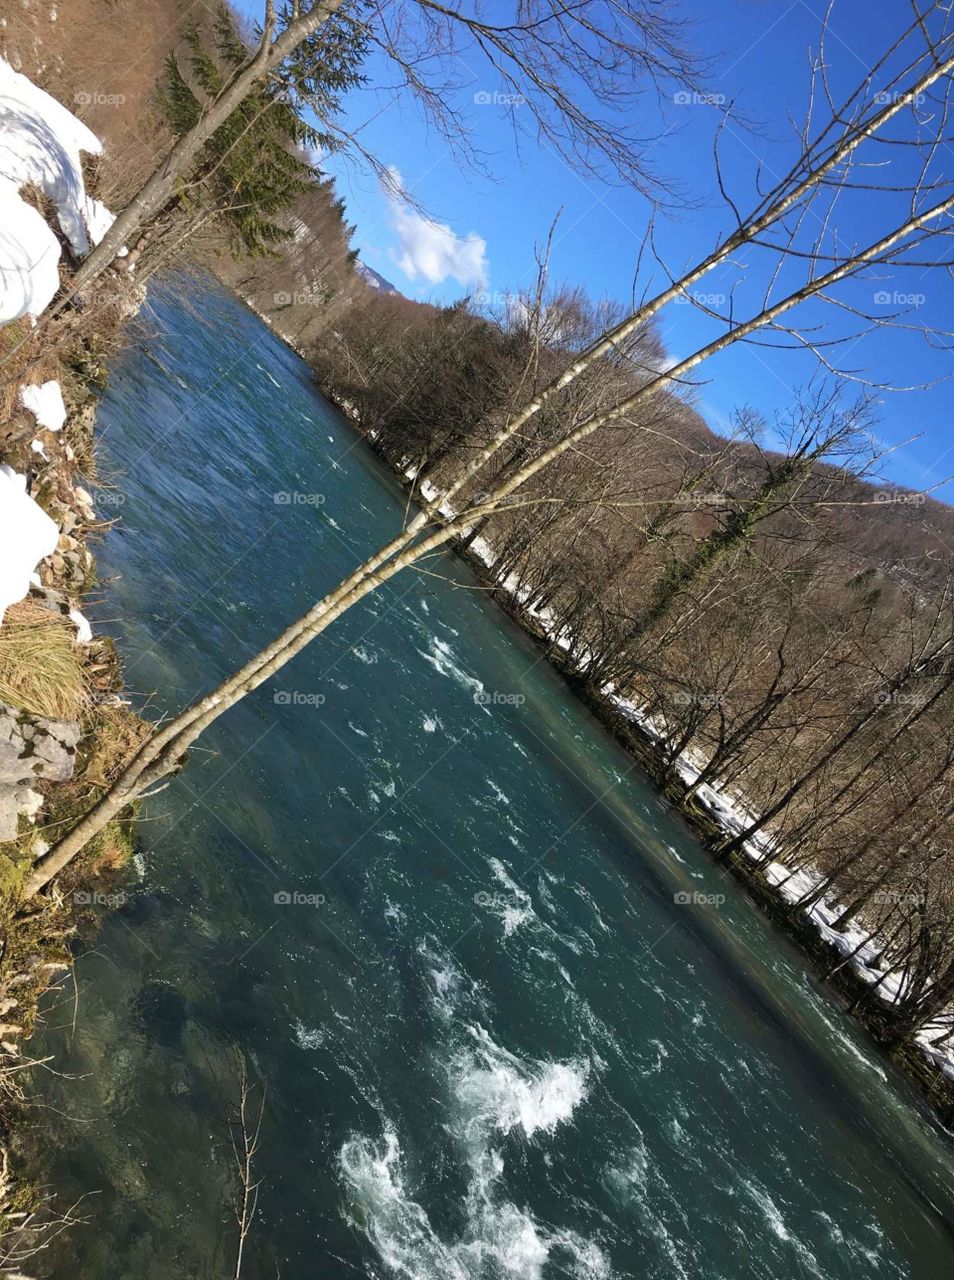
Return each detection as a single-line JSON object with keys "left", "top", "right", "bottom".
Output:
{"left": 158, "top": 3, "right": 365, "bottom": 255}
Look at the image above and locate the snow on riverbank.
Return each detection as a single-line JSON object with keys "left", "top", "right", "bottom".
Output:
{"left": 0, "top": 465, "right": 58, "bottom": 622}
{"left": 603, "top": 688, "right": 954, "bottom": 1082}
{"left": 0, "top": 56, "right": 119, "bottom": 322}
{"left": 20, "top": 379, "right": 66, "bottom": 431}
{"left": 0, "top": 62, "right": 118, "bottom": 619}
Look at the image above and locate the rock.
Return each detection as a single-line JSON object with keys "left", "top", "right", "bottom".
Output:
{"left": 73, "top": 403, "right": 96, "bottom": 434}
{"left": 0, "top": 712, "right": 79, "bottom": 835}
{"left": 30, "top": 727, "right": 77, "bottom": 783}
{"left": 14, "top": 787, "right": 42, "bottom": 820}
{"left": 28, "top": 583, "right": 66, "bottom": 610}
{"left": 0, "top": 789, "right": 19, "bottom": 842}
{"left": 74, "top": 485, "right": 95, "bottom": 515}
{"left": 41, "top": 717, "right": 80, "bottom": 750}
{"left": 0, "top": 742, "right": 26, "bottom": 785}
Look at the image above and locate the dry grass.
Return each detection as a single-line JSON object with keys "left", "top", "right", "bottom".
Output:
{"left": 81, "top": 701, "right": 149, "bottom": 788}
{"left": 0, "top": 314, "right": 63, "bottom": 431}
{"left": 0, "top": 602, "right": 87, "bottom": 720}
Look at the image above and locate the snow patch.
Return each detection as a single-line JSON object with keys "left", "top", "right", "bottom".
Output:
{"left": 69, "top": 607, "right": 92, "bottom": 644}
{"left": 0, "top": 57, "right": 121, "bottom": 322}
{"left": 0, "top": 465, "right": 58, "bottom": 622}
{"left": 19, "top": 379, "right": 66, "bottom": 431}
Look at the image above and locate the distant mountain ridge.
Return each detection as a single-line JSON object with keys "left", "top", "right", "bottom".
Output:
{"left": 356, "top": 261, "right": 401, "bottom": 295}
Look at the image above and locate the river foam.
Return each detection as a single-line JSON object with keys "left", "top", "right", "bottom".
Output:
{"left": 339, "top": 1012, "right": 605, "bottom": 1280}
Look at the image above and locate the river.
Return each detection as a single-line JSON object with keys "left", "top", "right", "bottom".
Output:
{"left": 26, "top": 275, "right": 954, "bottom": 1279}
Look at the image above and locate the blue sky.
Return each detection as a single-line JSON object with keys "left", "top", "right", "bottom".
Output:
{"left": 233, "top": 0, "right": 953, "bottom": 499}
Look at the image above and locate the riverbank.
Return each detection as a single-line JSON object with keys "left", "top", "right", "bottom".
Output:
{"left": 0, "top": 337, "right": 152, "bottom": 1246}
{"left": 334, "top": 404, "right": 954, "bottom": 1132}
{"left": 0, "top": 57, "right": 154, "bottom": 1260}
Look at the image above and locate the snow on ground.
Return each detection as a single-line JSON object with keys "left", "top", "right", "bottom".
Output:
{"left": 68, "top": 607, "right": 92, "bottom": 644}
{"left": 20, "top": 379, "right": 66, "bottom": 430}
{"left": 0, "top": 176, "right": 62, "bottom": 322}
{"left": 0, "top": 465, "right": 58, "bottom": 622}
{"left": 0, "top": 56, "right": 120, "bottom": 322}
{"left": 604, "top": 684, "right": 954, "bottom": 1081}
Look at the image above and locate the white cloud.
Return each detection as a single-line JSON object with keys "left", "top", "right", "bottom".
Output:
{"left": 384, "top": 166, "right": 488, "bottom": 291}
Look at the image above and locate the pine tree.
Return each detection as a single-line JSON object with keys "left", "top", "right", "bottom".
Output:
{"left": 157, "top": 3, "right": 365, "bottom": 256}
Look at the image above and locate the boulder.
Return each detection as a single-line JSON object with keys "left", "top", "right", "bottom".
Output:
{"left": 29, "top": 720, "right": 79, "bottom": 782}
{"left": 14, "top": 786, "right": 42, "bottom": 819}
{"left": 0, "top": 708, "right": 80, "bottom": 836}
{"left": 0, "top": 739, "right": 27, "bottom": 785}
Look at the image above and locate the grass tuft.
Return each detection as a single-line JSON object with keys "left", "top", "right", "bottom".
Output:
{"left": 0, "top": 602, "right": 87, "bottom": 721}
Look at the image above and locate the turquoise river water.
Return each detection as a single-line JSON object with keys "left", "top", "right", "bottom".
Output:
{"left": 26, "top": 277, "right": 954, "bottom": 1279}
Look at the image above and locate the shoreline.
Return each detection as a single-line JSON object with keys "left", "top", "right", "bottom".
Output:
{"left": 1, "top": 300, "right": 147, "bottom": 1254}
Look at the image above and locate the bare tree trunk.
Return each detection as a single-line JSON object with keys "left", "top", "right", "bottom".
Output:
{"left": 231, "top": 1056, "right": 266, "bottom": 1280}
